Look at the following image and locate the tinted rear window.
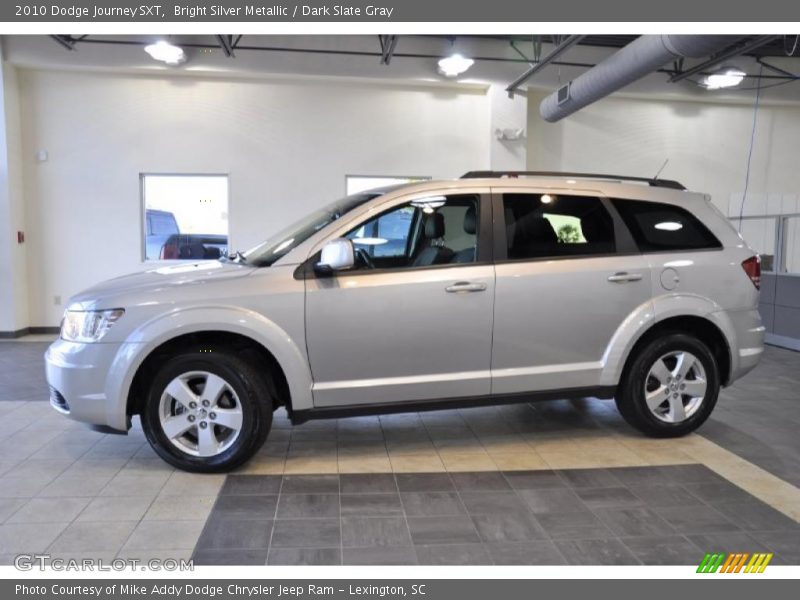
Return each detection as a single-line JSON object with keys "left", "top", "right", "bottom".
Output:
{"left": 612, "top": 199, "right": 721, "bottom": 252}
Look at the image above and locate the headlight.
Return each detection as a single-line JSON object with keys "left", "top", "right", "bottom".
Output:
{"left": 60, "top": 309, "right": 125, "bottom": 343}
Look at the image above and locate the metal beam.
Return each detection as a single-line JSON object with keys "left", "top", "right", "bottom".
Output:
{"left": 216, "top": 35, "right": 235, "bottom": 58}
{"left": 50, "top": 35, "right": 77, "bottom": 51}
{"left": 669, "top": 35, "right": 780, "bottom": 83}
{"left": 756, "top": 57, "right": 798, "bottom": 79}
{"left": 378, "top": 35, "right": 399, "bottom": 65}
{"left": 506, "top": 35, "right": 585, "bottom": 97}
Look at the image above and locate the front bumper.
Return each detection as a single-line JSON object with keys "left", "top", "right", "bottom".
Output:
{"left": 45, "top": 338, "right": 131, "bottom": 432}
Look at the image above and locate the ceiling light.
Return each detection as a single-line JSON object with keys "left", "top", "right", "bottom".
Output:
{"left": 702, "top": 66, "right": 745, "bottom": 90}
{"left": 541, "top": 194, "right": 554, "bottom": 204}
{"left": 437, "top": 54, "right": 474, "bottom": 78}
{"left": 144, "top": 41, "right": 186, "bottom": 66}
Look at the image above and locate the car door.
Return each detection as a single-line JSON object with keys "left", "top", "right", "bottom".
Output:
{"left": 304, "top": 190, "right": 495, "bottom": 408}
{"left": 490, "top": 188, "right": 652, "bottom": 394}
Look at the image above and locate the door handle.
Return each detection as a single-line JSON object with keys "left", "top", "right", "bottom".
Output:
{"left": 445, "top": 281, "right": 487, "bottom": 293}
{"left": 607, "top": 272, "right": 643, "bottom": 283}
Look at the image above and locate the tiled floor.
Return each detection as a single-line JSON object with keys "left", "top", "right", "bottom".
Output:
{"left": 0, "top": 339, "right": 798, "bottom": 565}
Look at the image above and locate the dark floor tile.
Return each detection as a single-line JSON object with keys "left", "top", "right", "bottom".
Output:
{"left": 536, "top": 511, "right": 613, "bottom": 540}
{"left": 400, "top": 492, "right": 466, "bottom": 517}
{"left": 744, "top": 531, "right": 800, "bottom": 564}
{"left": 471, "top": 511, "right": 547, "bottom": 543}
{"left": 276, "top": 493, "right": 339, "bottom": 519}
{"left": 714, "top": 501, "right": 800, "bottom": 532}
{"left": 196, "top": 518, "right": 273, "bottom": 550}
{"left": 487, "top": 540, "right": 567, "bottom": 565}
{"left": 574, "top": 487, "right": 642, "bottom": 509}
{"left": 659, "top": 464, "right": 727, "bottom": 485}
{"left": 270, "top": 518, "right": 340, "bottom": 548}
{"left": 407, "top": 516, "right": 481, "bottom": 545}
{"left": 620, "top": 536, "right": 702, "bottom": 565}
{"left": 267, "top": 547, "right": 341, "bottom": 565}
{"left": 450, "top": 472, "right": 511, "bottom": 492}
{"left": 556, "top": 538, "right": 640, "bottom": 565}
{"left": 340, "top": 473, "right": 397, "bottom": 494}
{"left": 627, "top": 484, "right": 705, "bottom": 507}
{"left": 280, "top": 475, "right": 339, "bottom": 494}
{"left": 415, "top": 543, "right": 491, "bottom": 565}
{"left": 594, "top": 507, "right": 675, "bottom": 537}
{"left": 502, "top": 470, "right": 566, "bottom": 490}
{"left": 342, "top": 546, "right": 418, "bottom": 565}
{"left": 607, "top": 466, "right": 672, "bottom": 486}
{"left": 220, "top": 475, "right": 282, "bottom": 495}
{"left": 686, "top": 531, "right": 772, "bottom": 556}
{"left": 655, "top": 505, "right": 741, "bottom": 534}
{"left": 683, "top": 482, "right": 759, "bottom": 505}
{"left": 192, "top": 549, "right": 269, "bottom": 565}
{"left": 395, "top": 473, "right": 454, "bottom": 492}
{"left": 556, "top": 468, "right": 622, "bottom": 489}
{"left": 459, "top": 491, "right": 528, "bottom": 515}
{"left": 213, "top": 495, "right": 278, "bottom": 519}
{"left": 341, "top": 493, "right": 403, "bottom": 517}
{"left": 341, "top": 516, "right": 411, "bottom": 547}
{"left": 518, "top": 488, "right": 587, "bottom": 514}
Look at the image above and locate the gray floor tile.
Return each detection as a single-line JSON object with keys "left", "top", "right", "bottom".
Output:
{"left": 459, "top": 492, "right": 528, "bottom": 515}
{"left": 659, "top": 464, "right": 728, "bottom": 485}
{"left": 574, "top": 487, "right": 643, "bottom": 509}
{"left": 395, "top": 473, "right": 454, "bottom": 492}
{"left": 280, "top": 475, "right": 339, "bottom": 494}
{"left": 607, "top": 466, "right": 671, "bottom": 486}
{"left": 342, "top": 546, "right": 417, "bottom": 565}
{"left": 686, "top": 531, "right": 772, "bottom": 555}
{"left": 48, "top": 520, "right": 137, "bottom": 553}
{"left": 401, "top": 491, "right": 466, "bottom": 517}
{"left": 341, "top": 516, "right": 411, "bottom": 547}
{"left": 620, "top": 535, "right": 702, "bottom": 565}
{"left": 536, "top": 511, "right": 613, "bottom": 540}
{"left": 556, "top": 468, "right": 622, "bottom": 489}
{"left": 76, "top": 496, "right": 153, "bottom": 522}
{"left": 6, "top": 497, "right": 90, "bottom": 523}
{"left": 518, "top": 488, "right": 587, "bottom": 514}
{"left": 745, "top": 531, "right": 800, "bottom": 563}
{"left": 407, "top": 516, "right": 480, "bottom": 545}
{"left": 193, "top": 549, "right": 269, "bottom": 565}
{"left": 594, "top": 507, "right": 676, "bottom": 537}
{"left": 683, "top": 482, "right": 760, "bottom": 505}
{"left": 471, "top": 511, "right": 547, "bottom": 543}
{"left": 0, "top": 497, "right": 28, "bottom": 522}
{"left": 340, "top": 494, "right": 403, "bottom": 517}
{"left": 487, "top": 540, "right": 567, "bottom": 565}
{"left": 415, "top": 543, "right": 491, "bottom": 565}
{"left": 196, "top": 518, "right": 273, "bottom": 550}
{"left": 276, "top": 494, "right": 339, "bottom": 519}
{"left": 123, "top": 520, "right": 205, "bottom": 550}
{"left": 450, "top": 472, "right": 510, "bottom": 492}
{"left": 271, "top": 518, "right": 340, "bottom": 548}
{"left": 627, "top": 484, "right": 705, "bottom": 507}
{"left": 502, "top": 470, "right": 566, "bottom": 490}
{"left": 0, "top": 522, "right": 68, "bottom": 553}
{"left": 267, "top": 547, "right": 341, "bottom": 565}
{"left": 713, "top": 502, "right": 800, "bottom": 532}
{"left": 340, "top": 473, "right": 397, "bottom": 494}
{"left": 220, "top": 475, "right": 282, "bottom": 495}
{"left": 210, "top": 495, "right": 278, "bottom": 520}
{"left": 655, "top": 505, "right": 741, "bottom": 534}
{"left": 555, "top": 538, "right": 640, "bottom": 565}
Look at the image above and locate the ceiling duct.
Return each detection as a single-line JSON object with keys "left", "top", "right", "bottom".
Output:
{"left": 539, "top": 35, "right": 740, "bottom": 123}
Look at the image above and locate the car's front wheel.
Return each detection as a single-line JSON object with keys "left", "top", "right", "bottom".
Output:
{"left": 141, "top": 348, "right": 273, "bottom": 472}
{"left": 616, "top": 333, "right": 720, "bottom": 437}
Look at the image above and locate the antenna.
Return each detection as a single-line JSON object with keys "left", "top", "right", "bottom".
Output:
{"left": 653, "top": 159, "right": 669, "bottom": 181}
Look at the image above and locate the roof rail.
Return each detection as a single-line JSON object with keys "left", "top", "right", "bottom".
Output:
{"left": 460, "top": 171, "right": 686, "bottom": 190}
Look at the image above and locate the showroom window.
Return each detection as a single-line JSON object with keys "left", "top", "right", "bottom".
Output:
{"left": 344, "top": 195, "right": 479, "bottom": 269}
{"left": 345, "top": 175, "right": 430, "bottom": 195}
{"left": 502, "top": 193, "right": 616, "bottom": 260}
{"left": 141, "top": 174, "right": 229, "bottom": 261}
{"left": 730, "top": 217, "right": 778, "bottom": 272}
{"left": 783, "top": 216, "right": 800, "bottom": 274}
{"left": 612, "top": 198, "right": 721, "bottom": 253}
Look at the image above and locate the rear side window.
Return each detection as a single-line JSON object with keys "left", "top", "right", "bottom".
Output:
{"left": 503, "top": 193, "right": 616, "bottom": 260}
{"left": 612, "top": 199, "right": 721, "bottom": 252}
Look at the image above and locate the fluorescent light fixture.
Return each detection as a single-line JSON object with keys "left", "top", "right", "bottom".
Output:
{"left": 654, "top": 221, "right": 683, "bottom": 231}
{"left": 144, "top": 40, "right": 186, "bottom": 65}
{"left": 437, "top": 54, "right": 474, "bottom": 78}
{"left": 541, "top": 194, "right": 554, "bottom": 204}
{"left": 702, "top": 66, "right": 746, "bottom": 90}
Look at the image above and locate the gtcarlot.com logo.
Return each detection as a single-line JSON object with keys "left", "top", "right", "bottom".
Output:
{"left": 697, "top": 552, "right": 773, "bottom": 573}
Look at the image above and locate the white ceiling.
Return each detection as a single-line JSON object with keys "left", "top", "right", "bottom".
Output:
{"left": 3, "top": 34, "right": 800, "bottom": 104}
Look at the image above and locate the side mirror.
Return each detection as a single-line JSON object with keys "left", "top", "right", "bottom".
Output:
{"left": 315, "top": 238, "right": 355, "bottom": 274}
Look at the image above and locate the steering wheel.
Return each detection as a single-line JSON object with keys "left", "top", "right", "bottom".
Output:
{"left": 355, "top": 248, "right": 375, "bottom": 269}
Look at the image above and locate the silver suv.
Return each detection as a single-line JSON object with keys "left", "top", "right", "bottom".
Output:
{"left": 45, "top": 172, "right": 765, "bottom": 472}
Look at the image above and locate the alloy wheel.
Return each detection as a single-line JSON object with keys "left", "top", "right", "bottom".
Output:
{"left": 643, "top": 351, "right": 707, "bottom": 423}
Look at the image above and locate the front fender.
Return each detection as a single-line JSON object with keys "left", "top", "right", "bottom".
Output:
{"left": 104, "top": 305, "right": 312, "bottom": 430}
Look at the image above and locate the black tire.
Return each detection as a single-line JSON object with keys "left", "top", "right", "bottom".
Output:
{"left": 615, "top": 332, "right": 720, "bottom": 438}
{"left": 141, "top": 347, "right": 273, "bottom": 472}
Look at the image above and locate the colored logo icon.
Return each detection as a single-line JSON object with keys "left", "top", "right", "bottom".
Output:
{"left": 697, "top": 552, "right": 773, "bottom": 573}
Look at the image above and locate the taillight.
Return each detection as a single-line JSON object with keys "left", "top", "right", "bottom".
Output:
{"left": 741, "top": 256, "right": 761, "bottom": 290}
{"left": 160, "top": 242, "right": 178, "bottom": 260}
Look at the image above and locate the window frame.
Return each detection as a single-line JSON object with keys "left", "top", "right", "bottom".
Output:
{"left": 491, "top": 189, "right": 638, "bottom": 263}
{"left": 300, "top": 190, "right": 494, "bottom": 279}
{"left": 344, "top": 174, "right": 432, "bottom": 196}
{"left": 139, "top": 172, "right": 230, "bottom": 263}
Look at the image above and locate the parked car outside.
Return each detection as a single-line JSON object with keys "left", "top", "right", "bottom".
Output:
{"left": 47, "top": 172, "right": 764, "bottom": 472}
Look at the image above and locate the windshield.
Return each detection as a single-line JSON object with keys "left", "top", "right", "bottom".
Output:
{"left": 243, "top": 190, "right": 388, "bottom": 267}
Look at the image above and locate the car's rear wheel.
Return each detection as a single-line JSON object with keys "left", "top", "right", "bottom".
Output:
{"left": 615, "top": 333, "right": 720, "bottom": 437}
{"left": 141, "top": 348, "right": 273, "bottom": 472}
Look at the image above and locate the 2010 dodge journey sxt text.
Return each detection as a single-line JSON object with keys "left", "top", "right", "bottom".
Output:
{"left": 45, "top": 172, "right": 765, "bottom": 472}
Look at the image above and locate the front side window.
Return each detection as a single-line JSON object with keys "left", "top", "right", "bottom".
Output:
{"left": 612, "top": 198, "right": 721, "bottom": 253}
{"left": 344, "top": 195, "right": 480, "bottom": 270}
{"left": 503, "top": 193, "right": 616, "bottom": 260}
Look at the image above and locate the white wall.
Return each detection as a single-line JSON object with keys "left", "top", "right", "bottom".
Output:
{"left": 19, "top": 69, "right": 491, "bottom": 326}
{"left": 526, "top": 91, "right": 800, "bottom": 217}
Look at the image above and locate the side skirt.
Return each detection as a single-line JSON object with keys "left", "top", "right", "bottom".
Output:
{"left": 290, "top": 386, "right": 617, "bottom": 425}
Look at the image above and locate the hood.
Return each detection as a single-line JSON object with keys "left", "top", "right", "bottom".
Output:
{"left": 68, "top": 261, "right": 254, "bottom": 310}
